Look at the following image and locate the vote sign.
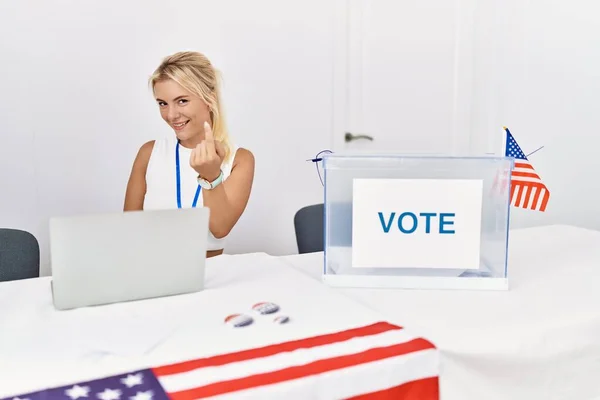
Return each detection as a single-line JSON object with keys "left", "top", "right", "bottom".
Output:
{"left": 351, "top": 178, "right": 483, "bottom": 269}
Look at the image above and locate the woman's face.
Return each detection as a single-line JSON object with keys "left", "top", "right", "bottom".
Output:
{"left": 154, "top": 79, "right": 211, "bottom": 145}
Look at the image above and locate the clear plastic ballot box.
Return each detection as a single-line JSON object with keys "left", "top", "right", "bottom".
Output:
{"left": 322, "top": 154, "right": 514, "bottom": 290}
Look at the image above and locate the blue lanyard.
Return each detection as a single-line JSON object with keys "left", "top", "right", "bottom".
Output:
{"left": 175, "top": 141, "right": 201, "bottom": 208}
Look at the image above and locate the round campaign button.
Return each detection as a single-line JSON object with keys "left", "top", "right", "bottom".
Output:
{"left": 252, "top": 302, "right": 280, "bottom": 315}
{"left": 273, "top": 315, "right": 290, "bottom": 324}
{"left": 224, "top": 313, "right": 253, "bottom": 328}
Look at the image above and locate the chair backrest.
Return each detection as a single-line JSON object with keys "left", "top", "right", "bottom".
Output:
{"left": 0, "top": 228, "right": 40, "bottom": 282}
{"left": 293, "top": 203, "right": 324, "bottom": 254}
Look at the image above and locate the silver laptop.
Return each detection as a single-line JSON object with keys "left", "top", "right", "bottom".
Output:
{"left": 48, "top": 207, "right": 209, "bottom": 310}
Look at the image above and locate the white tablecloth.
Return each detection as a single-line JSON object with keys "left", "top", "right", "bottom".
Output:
{"left": 0, "top": 253, "right": 439, "bottom": 399}
{"left": 280, "top": 225, "right": 600, "bottom": 400}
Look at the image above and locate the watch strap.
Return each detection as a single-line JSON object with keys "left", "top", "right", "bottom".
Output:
{"left": 197, "top": 170, "right": 224, "bottom": 190}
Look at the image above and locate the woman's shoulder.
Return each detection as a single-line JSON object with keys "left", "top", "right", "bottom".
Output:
{"left": 131, "top": 140, "right": 155, "bottom": 167}
{"left": 139, "top": 139, "right": 156, "bottom": 154}
{"left": 229, "top": 147, "right": 255, "bottom": 174}
{"left": 220, "top": 145, "right": 253, "bottom": 179}
{"left": 232, "top": 147, "right": 254, "bottom": 166}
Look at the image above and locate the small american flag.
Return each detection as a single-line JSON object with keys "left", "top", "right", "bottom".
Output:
{"left": 504, "top": 127, "right": 550, "bottom": 212}
{"left": 2, "top": 322, "right": 438, "bottom": 400}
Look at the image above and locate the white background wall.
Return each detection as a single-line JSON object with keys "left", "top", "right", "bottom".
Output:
{"left": 1, "top": 0, "right": 599, "bottom": 276}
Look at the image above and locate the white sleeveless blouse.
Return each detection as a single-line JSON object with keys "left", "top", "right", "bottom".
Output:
{"left": 143, "top": 135, "right": 237, "bottom": 251}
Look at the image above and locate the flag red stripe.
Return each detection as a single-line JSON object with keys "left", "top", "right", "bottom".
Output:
{"left": 347, "top": 376, "right": 439, "bottom": 400}
{"left": 153, "top": 322, "right": 402, "bottom": 376}
{"left": 167, "top": 338, "right": 436, "bottom": 400}
{"left": 531, "top": 185, "right": 541, "bottom": 208}
{"left": 509, "top": 181, "right": 549, "bottom": 211}
{"left": 524, "top": 189, "right": 534, "bottom": 208}
{"left": 512, "top": 171, "right": 540, "bottom": 179}
{"left": 514, "top": 162, "right": 533, "bottom": 169}
{"left": 514, "top": 185, "right": 525, "bottom": 206}
{"left": 540, "top": 189, "right": 550, "bottom": 211}
{"left": 512, "top": 179, "right": 542, "bottom": 185}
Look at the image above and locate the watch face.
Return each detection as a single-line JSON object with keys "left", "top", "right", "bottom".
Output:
{"left": 197, "top": 178, "right": 211, "bottom": 189}
{"left": 197, "top": 170, "right": 222, "bottom": 189}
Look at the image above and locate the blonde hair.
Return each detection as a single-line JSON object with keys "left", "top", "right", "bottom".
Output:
{"left": 149, "top": 51, "right": 233, "bottom": 163}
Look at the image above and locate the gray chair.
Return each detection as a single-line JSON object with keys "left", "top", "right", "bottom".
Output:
{"left": 0, "top": 228, "right": 40, "bottom": 282}
{"left": 294, "top": 204, "right": 324, "bottom": 254}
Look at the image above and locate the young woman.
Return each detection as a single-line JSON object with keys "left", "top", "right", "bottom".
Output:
{"left": 124, "top": 51, "right": 255, "bottom": 257}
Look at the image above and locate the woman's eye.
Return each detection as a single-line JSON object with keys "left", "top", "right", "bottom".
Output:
{"left": 158, "top": 101, "right": 166, "bottom": 107}
{"left": 178, "top": 99, "right": 188, "bottom": 105}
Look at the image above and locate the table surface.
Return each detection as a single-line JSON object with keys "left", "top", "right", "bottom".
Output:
{"left": 0, "top": 252, "right": 438, "bottom": 399}
{"left": 280, "top": 224, "right": 600, "bottom": 400}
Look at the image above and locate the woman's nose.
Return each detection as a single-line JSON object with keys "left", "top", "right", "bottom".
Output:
{"left": 167, "top": 107, "right": 180, "bottom": 121}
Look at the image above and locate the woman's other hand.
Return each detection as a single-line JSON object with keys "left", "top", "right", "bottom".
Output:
{"left": 190, "top": 121, "right": 226, "bottom": 181}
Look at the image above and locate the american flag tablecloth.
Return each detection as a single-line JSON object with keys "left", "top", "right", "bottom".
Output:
{"left": 2, "top": 321, "right": 439, "bottom": 400}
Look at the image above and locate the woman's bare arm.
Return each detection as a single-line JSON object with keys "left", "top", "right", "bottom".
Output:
{"left": 123, "top": 140, "right": 155, "bottom": 211}
{"left": 201, "top": 148, "right": 255, "bottom": 238}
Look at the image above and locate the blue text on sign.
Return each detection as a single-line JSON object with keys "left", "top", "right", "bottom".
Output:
{"left": 377, "top": 212, "right": 456, "bottom": 234}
